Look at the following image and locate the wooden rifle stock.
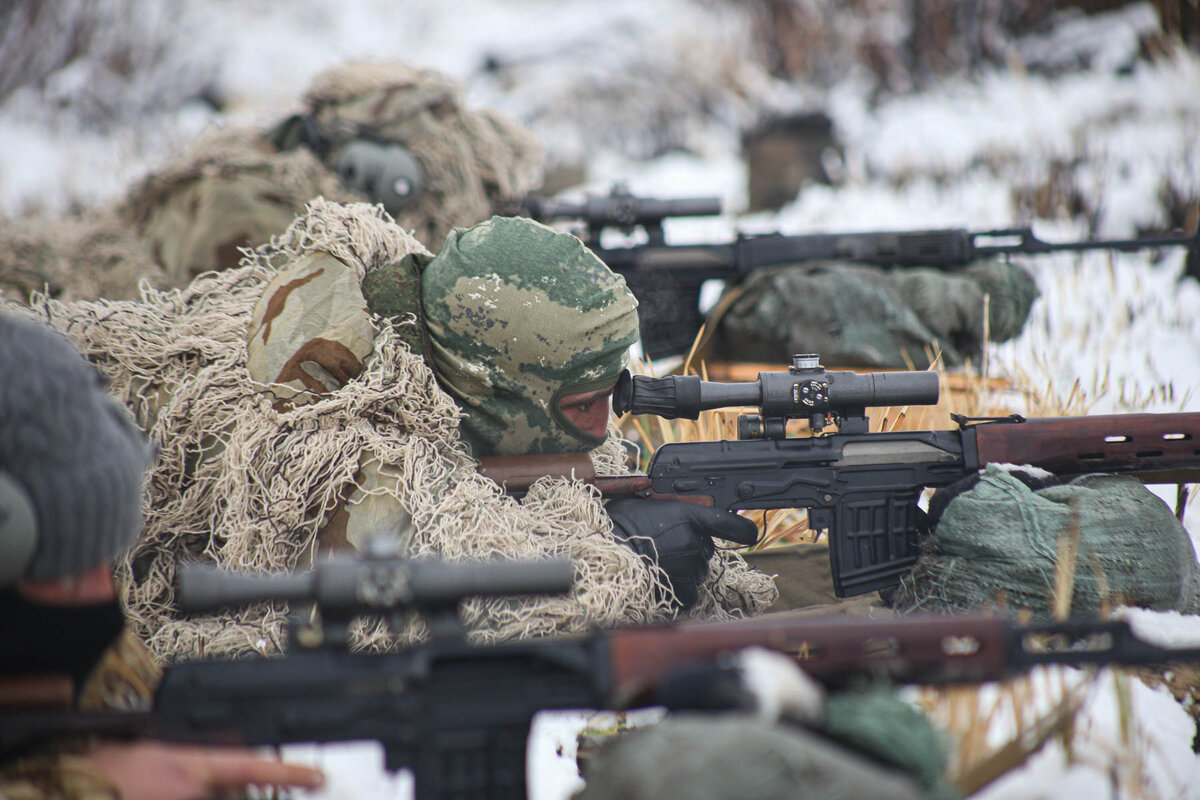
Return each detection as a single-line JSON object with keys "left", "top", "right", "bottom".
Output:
{"left": 0, "top": 674, "right": 74, "bottom": 710}
{"left": 478, "top": 453, "right": 714, "bottom": 506}
{"left": 973, "top": 412, "right": 1200, "bottom": 482}
{"left": 605, "top": 612, "right": 1200, "bottom": 707}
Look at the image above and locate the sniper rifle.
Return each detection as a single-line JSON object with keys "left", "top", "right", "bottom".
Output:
{"left": 7, "top": 552, "right": 1200, "bottom": 800}
{"left": 481, "top": 353, "right": 1200, "bottom": 597}
{"left": 517, "top": 185, "right": 1200, "bottom": 357}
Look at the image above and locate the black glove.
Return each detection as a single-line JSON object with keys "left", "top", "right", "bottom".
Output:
{"left": 606, "top": 498, "right": 759, "bottom": 610}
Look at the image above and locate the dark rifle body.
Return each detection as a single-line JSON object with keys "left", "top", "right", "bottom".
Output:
{"left": 591, "top": 227, "right": 1199, "bottom": 358}
{"left": 482, "top": 412, "right": 1200, "bottom": 598}
{"left": 8, "top": 613, "right": 1200, "bottom": 800}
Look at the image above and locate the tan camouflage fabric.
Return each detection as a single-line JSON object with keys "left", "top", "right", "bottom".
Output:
{"left": 0, "top": 755, "right": 119, "bottom": 800}
{"left": 118, "top": 127, "right": 355, "bottom": 288}
{"left": 422, "top": 216, "right": 640, "bottom": 457}
{"left": 303, "top": 60, "right": 543, "bottom": 247}
{"left": 246, "top": 251, "right": 379, "bottom": 408}
{"left": 0, "top": 200, "right": 775, "bottom": 662}
{"left": 0, "top": 212, "right": 161, "bottom": 304}
{"left": 76, "top": 629, "right": 161, "bottom": 714}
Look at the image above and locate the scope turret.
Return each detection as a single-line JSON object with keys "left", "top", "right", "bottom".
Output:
{"left": 613, "top": 354, "right": 939, "bottom": 435}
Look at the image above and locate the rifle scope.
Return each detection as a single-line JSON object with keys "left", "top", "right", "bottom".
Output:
{"left": 527, "top": 186, "right": 721, "bottom": 228}
{"left": 613, "top": 354, "right": 939, "bottom": 435}
{"left": 178, "top": 555, "right": 574, "bottom": 615}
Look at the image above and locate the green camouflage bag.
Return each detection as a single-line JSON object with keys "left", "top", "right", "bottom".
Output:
{"left": 892, "top": 465, "right": 1200, "bottom": 618}
{"left": 713, "top": 262, "right": 947, "bottom": 368}
{"left": 713, "top": 260, "right": 1037, "bottom": 368}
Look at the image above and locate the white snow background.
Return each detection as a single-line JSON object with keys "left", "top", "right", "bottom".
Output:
{"left": 2, "top": 1, "right": 1198, "bottom": 797}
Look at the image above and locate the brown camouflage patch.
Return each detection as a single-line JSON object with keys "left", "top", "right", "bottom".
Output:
{"left": 275, "top": 336, "right": 365, "bottom": 394}
{"left": 260, "top": 268, "right": 324, "bottom": 344}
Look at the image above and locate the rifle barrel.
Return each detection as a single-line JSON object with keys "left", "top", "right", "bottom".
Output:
{"left": 973, "top": 228, "right": 1200, "bottom": 257}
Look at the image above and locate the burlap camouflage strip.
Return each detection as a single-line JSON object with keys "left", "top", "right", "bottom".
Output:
{"left": 0, "top": 212, "right": 162, "bottom": 304}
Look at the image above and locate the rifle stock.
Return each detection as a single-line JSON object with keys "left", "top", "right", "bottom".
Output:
{"left": 477, "top": 453, "right": 713, "bottom": 506}
{"left": 972, "top": 412, "right": 1200, "bottom": 482}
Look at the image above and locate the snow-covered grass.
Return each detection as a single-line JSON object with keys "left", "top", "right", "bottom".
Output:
{"left": 3, "top": 1, "right": 1198, "bottom": 797}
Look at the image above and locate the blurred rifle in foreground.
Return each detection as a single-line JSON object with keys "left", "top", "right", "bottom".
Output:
{"left": 482, "top": 354, "right": 1200, "bottom": 597}
{"left": 5, "top": 552, "right": 1200, "bottom": 800}
{"left": 513, "top": 185, "right": 1200, "bottom": 358}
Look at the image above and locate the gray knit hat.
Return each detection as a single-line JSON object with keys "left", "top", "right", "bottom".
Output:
{"left": 0, "top": 314, "right": 150, "bottom": 580}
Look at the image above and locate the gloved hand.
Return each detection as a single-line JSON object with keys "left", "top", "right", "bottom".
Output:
{"left": 606, "top": 498, "right": 759, "bottom": 610}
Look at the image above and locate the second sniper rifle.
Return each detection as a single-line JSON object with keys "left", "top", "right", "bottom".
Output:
{"left": 481, "top": 354, "right": 1200, "bottom": 598}
{"left": 8, "top": 552, "right": 1200, "bottom": 800}
{"left": 518, "top": 186, "right": 1200, "bottom": 358}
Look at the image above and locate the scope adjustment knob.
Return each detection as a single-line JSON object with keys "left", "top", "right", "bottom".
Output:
{"left": 796, "top": 380, "right": 830, "bottom": 409}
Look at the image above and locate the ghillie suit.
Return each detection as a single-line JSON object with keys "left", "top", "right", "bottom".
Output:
{"left": 117, "top": 127, "right": 355, "bottom": 287}
{"left": 121, "top": 60, "right": 543, "bottom": 288}
{"left": 3, "top": 200, "right": 774, "bottom": 663}
{"left": 0, "top": 212, "right": 162, "bottom": 304}
{"left": 712, "top": 260, "right": 1038, "bottom": 369}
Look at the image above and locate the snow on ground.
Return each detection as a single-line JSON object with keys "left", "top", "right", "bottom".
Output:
{"left": 2, "top": 1, "right": 1199, "bottom": 798}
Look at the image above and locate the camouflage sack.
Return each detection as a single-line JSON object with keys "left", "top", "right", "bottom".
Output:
{"left": 713, "top": 262, "right": 948, "bottom": 368}
{"left": 892, "top": 465, "right": 1200, "bottom": 618}
{"left": 713, "top": 260, "right": 1037, "bottom": 368}
{"left": 577, "top": 715, "right": 930, "bottom": 800}
{"left": 888, "top": 259, "right": 1039, "bottom": 355}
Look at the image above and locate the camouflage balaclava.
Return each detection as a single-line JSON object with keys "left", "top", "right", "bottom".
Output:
{"left": 422, "top": 217, "right": 639, "bottom": 457}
